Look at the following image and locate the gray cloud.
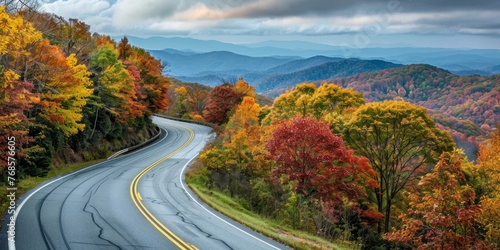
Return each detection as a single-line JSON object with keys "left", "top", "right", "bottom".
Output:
{"left": 39, "top": 0, "right": 500, "bottom": 48}
{"left": 399, "top": 0, "right": 500, "bottom": 13}
{"left": 184, "top": 0, "right": 500, "bottom": 19}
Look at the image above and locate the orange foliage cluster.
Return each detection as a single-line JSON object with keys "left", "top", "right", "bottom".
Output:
{"left": 0, "top": 7, "right": 171, "bottom": 174}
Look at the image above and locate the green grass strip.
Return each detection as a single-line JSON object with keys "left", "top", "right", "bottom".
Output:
{"left": 186, "top": 176, "right": 358, "bottom": 250}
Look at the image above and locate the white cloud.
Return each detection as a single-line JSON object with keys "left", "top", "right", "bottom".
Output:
{"left": 41, "top": 0, "right": 112, "bottom": 20}
{"left": 40, "top": 0, "right": 113, "bottom": 34}
{"left": 112, "top": 0, "right": 180, "bottom": 28}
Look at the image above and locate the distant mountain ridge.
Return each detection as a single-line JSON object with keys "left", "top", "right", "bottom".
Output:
{"left": 262, "top": 56, "right": 344, "bottom": 75}
{"left": 149, "top": 49, "right": 295, "bottom": 76}
{"left": 119, "top": 36, "right": 500, "bottom": 74}
{"left": 150, "top": 48, "right": 401, "bottom": 89}
{"left": 254, "top": 59, "right": 402, "bottom": 92}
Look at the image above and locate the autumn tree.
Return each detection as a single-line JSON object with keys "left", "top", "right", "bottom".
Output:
{"left": 187, "top": 82, "right": 209, "bottom": 114}
{"left": 264, "top": 83, "right": 316, "bottom": 123}
{"left": 386, "top": 150, "right": 496, "bottom": 249}
{"left": 57, "top": 17, "right": 94, "bottom": 63}
{"left": 474, "top": 124, "right": 500, "bottom": 242}
{"left": 0, "top": 69, "right": 38, "bottom": 174}
{"left": 90, "top": 45, "right": 143, "bottom": 123}
{"left": 200, "top": 96, "right": 265, "bottom": 193}
{"left": 266, "top": 117, "right": 379, "bottom": 220}
{"left": 203, "top": 84, "right": 239, "bottom": 125}
{"left": 310, "top": 83, "right": 365, "bottom": 119}
{"left": 117, "top": 36, "right": 133, "bottom": 60}
{"left": 20, "top": 11, "right": 95, "bottom": 64}
{"left": 234, "top": 78, "right": 256, "bottom": 99}
{"left": 0, "top": 6, "right": 41, "bottom": 173}
{"left": 228, "top": 96, "right": 260, "bottom": 130}
{"left": 172, "top": 86, "right": 189, "bottom": 118}
{"left": 0, "top": 5, "right": 42, "bottom": 70}
{"left": 30, "top": 41, "right": 93, "bottom": 135}
{"left": 128, "top": 47, "right": 169, "bottom": 113}
{"left": 224, "top": 97, "right": 264, "bottom": 173}
{"left": 263, "top": 83, "right": 364, "bottom": 124}
{"left": 343, "top": 100, "right": 455, "bottom": 233}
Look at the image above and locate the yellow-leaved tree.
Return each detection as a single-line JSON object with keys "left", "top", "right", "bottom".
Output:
{"left": 263, "top": 82, "right": 364, "bottom": 124}
{"left": 0, "top": 6, "right": 42, "bottom": 171}
{"left": 475, "top": 125, "right": 500, "bottom": 242}
{"left": 343, "top": 100, "right": 455, "bottom": 233}
{"left": 34, "top": 40, "right": 93, "bottom": 135}
{"left": 234, "top": 78, "right": 256, "bottom": 99}
{"left": 263, "top": 83, "right": 316, "bottom": 123}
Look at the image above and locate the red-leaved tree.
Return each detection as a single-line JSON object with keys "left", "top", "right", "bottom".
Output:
{"left": 266, "top": 117, "right": 379, "bottom": 220}
{"left": 203, "top": 85, "right": 239, "bottom": 125}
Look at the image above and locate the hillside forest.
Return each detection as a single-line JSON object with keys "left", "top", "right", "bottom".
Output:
{"left": 192, "top": 80, "right": 500, "bottom": 248}
{"left": 330, "top": 65, "right": 499, "bottom": 139}
{"left": 1, "top": 3, "right": 500, "bottom": 249}
{"left": 0, "top": 6, "right": 170, "bottom": 179}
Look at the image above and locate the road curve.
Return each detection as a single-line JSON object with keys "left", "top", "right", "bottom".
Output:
{"left": 1, "top": 117, "right": 289, "bottom": 250}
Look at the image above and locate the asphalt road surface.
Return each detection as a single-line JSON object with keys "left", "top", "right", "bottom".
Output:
{"left": 1, "top": 117, "right": 289, "bottom": 250}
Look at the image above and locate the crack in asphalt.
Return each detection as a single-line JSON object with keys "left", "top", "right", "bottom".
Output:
{"left": 80, "top": 168, "right": 141, "bottom": 250}
{"left": 175, "top": 211, "right": 235, "bottom": 250}
{"left": 83, "top": 196, "right": 123, "bottom": 250}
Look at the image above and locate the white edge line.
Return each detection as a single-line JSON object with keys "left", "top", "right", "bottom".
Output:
{"left": 8, "top": 127, "right": 169, "bottom": 250}
{"left": 179, "top": 153, "right": 283, "bottom": 250}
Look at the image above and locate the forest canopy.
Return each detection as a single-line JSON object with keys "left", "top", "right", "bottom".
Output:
{"left": 196, "top": 80, "right": 499, "bottom": 248}
{"left": 0, "top": 6, "right": 170, "bottom": 179}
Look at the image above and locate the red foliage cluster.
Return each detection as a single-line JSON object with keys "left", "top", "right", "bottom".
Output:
{"left": 266, "top": 117, "right": 380, "bottom": 220}
{"left": 203, "top": 85, "right": 240, "bottom": 124}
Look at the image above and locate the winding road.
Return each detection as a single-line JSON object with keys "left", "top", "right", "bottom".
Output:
{"left": 1, "top": 117, "right": 289, "bottom": 250}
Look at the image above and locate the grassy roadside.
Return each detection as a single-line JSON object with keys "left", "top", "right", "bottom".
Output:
{"left": 0, "top": 159, "right": 105, "bottom": 222}
{"left": 186, "top": 161, "right": 359, "bottom": 250}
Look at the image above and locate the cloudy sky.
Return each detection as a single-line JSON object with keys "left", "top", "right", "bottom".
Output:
{"left": 40, "top": 0, "right": 500, "bottom": 49}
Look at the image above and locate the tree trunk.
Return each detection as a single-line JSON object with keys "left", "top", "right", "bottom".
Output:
{"left": 89, "top": 107, "right": 99, "bottom": 139}
{"left": 384, "top": 199, "right": 392, "bottom": 233}
{"left": 377, "top": 188, "right": 383, "bottom": 234}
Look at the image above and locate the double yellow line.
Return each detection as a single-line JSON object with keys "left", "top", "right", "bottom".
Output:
{"left": 130, "top": 125, "right": 198, "bottom": 250}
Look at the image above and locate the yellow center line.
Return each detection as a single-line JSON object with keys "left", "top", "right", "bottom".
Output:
{"left": 130, "top": 124, "right": 198, "bottom": 250}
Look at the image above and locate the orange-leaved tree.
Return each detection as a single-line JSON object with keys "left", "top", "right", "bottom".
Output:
{"left": 33, "top": 40, "right": 93, "bottom": 135}
{"left": 128, "top": 47, "right": 169, "bottom": 114}
{"left": 199, "top": 96, "right": 265, "bottom": 193}
{"left": 386, "top": 150, "right": 497, "bottom": 249}
{"left": 475, "top": 124, "right": 500, "bottom": 243}
{"left": 234, "top": 78, "right": 256, "bottom": 99}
